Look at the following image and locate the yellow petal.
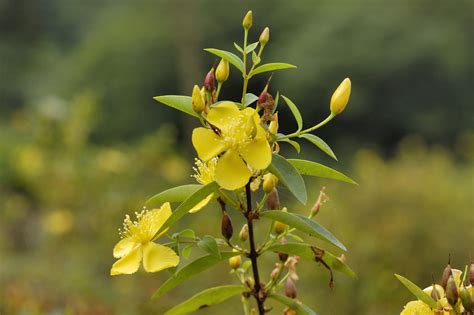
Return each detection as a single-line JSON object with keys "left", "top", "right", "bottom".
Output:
{"left": 215, "top": 150, "right": 251, "bottom": 190}
{"left": 113, "top": 237, "right": 137, "bottom": 258}
{"left": 206, "top": 102, "right": 240, "bottom": 131}
{"left": 142, "top": 242, "right": 179, "bottom": 273}
{"left": 151, "top": 202, "right": 172, "bottom": 235}
{"left": 400, "top": 300, "right": 433, "bottom": 315}
{"left": 192, "top": 127, "right": 226, "bottom": 161}
{"left": 110, "top": 246, "right": 142, "bottom": 275}
{"left": 240, "top": 138, "right": 272, "bottom": 170}
{"left": 189, "top": 193, "right": 213, "bottom": 213}
{"left": 241, "top": 107, "right": 266, "bottom": 139}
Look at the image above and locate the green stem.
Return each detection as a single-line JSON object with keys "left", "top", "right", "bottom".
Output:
{"left": 216, "top": 82, "right": 223, "bottom": 100}
{"left": 279, "top": 113, "right": 336, "bottom": 139}
{"left": 241, "top": 30, "right": 249, "bottom": 105}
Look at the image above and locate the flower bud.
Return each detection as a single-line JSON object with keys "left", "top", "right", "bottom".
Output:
{"left": 270, "top": 266, "right": 280, "bottom": 280}
{"left": 259, "top": 27, "right": 270, "bottom": 46}
{"left": 262, "top": 173, "right": 278, "bottom": 193}
{"left": 221, "top": 212, "right": 233, "bottom": 240}
{"left": 216, "top": 59, "right": 229, "bottom": 83}
{"left": 266, "top": 188, "right": 280, "bottom": 210}
{"left": 239, "top": 224, "right": 249, "bottom": 242}
{"left": 192, "top": 85, "right": 205, "bottom": 113}
{"left": 284, "top": 308, "right": 297, "bottom": 315}
{"left": 228, "top": 255, "right": 242, "bottom": 269}
{"left": 330, "top": 78, "right": 351, "bottom": 115}
{"left": 204, "top": 67, "right": 215, "bottom": 91}
{"left": 430, "top": 285, "right": 442, "bottom": 301}
{"left": 446, "top": 274, "right": 459, "bottom": 306}
{"left": 268, "top": 120, "right": 278, "bottom": 134}
{"left": 285, "top": 277, "right": 297, "bottom": 299}
{"left": 274, "top": 221, "right": 287, "bottom": 235}
{"left": 460, "top": 285, "right": 474, "bottom": 311}
{"left": 441, "top": 260, "right": 452, "bottom": 290}
{"left": 470, "top": 263, "right": 474, "bottom": 286}
{"left": 242, "top": 10, "right": 252, "bottom": 30}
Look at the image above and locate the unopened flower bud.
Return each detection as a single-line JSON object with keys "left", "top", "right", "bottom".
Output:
{"left": 262, "top": 173, "right": 278, "bottom": 193}
{"left": 278, "top": 251, "right": 289, "bottom": 262}
{"left": 192, "top": 85, "right": 205, "bottom": 113}
{"left": 274, "top": 221, "right": 287, "bottom": 235}
{"left": 430, "top": 285, "right": 443, "bottom": 301}
{"left": 284, "top": 308, "right": 297, "bottom": 315}
{"left": 259, "top": 27, "right": 270, "bottom": 46}
{"left": 285, "top": 277, "right": 297, "bottom": 299}
{"left": 270, "top": 266, "right": 280, "bottom": 280}
{"left": 446, "top": 275, "right": 459, "bottom": 306}
{"left": 460, "top": 285, "right": 474, "bottom": 311}
{"left": 228, "top": 255, "right": 242, "bottom": 269}
{"left": 239, "top": 224, "right": 249, "bottom": 242}
{"left": 204, "top": 67, "right": 215, "bottom": 91}
{"left": 268, "top": 120, "right": 278, "bottom": 134}
{"left": 216, "top": 59, "right": 229, "bottom": 82}
{"left": 242, "top": 10, "right": 252, "bottom": 30}
{"left": 266, "top": 188, "right": 280, "bottom": 210}
{"left": 441, "top": 260, "right": 452, "bottom": 290}
{"left": 221, "top": 212, "right": 233, "bottom": 240}
{"left": 330, "top": 78, "right": 351, "bottom": 115}
{"left": 470, "top": 263, "right": 474, "bottom": 286}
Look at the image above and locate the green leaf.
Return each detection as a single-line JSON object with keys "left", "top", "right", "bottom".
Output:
{"left": 164, "top": 285, "right": 245, "bottom": 315}
{"left": 281, "top": 95, "right": 303, "bottom": 132}
{"left": 172, "top": 229, "right": 196, "bottom": 240}
{"left": 251, "top": 51, "right": 261, "bottom": 65}
{"left": 395, "top": 274, "right": 438, "bottom": 309}
{"left": 278, "top": 138, "right": 301, "bottom": 153}
{"left": 249, "top": 63, "right": 297, "bottom": 77}
{"left": 152, "top": 252, "right": 238, "bottom": 299}
{"left": 204, "top": 48, "right": 244, "bottom": 73}
{"left": 273, "top": 91, "right": 280, "bottom": 113}
{"left": 244, "top": 93, "right": 259, "bottom": 107}
{"left": 288, "top": 159, "right": 357, "bottom": 185}
{"left": 145, "top": 184, "right": 203, "bottom": 207}
{"left": 233, "top": 42, "right": 243, "bottom": 54}
{"left": 157, "top": 182, "right": 219, "bottom": 235}
{"left": 299, "top": 134, "right": 338, "bottom": 161}
{"left": 181, "top": 244, "right": 193, "bottom": 259}
{"left": 260, "top": 211, "right": 347, "bottom": 251}
{"left": 153, "top": 95, "right": 199, "bottom": 118}
{"left": 197, "top": 235, "right": 220, "bottom": 258}
{"left": 268, "top": 294, "right": 317, "bottom": 315}
{"left": 268, "top": 154, "right": 307, "bottom": 204}
{"left": 246, "top": 42, "right": 259, "bottom": 54}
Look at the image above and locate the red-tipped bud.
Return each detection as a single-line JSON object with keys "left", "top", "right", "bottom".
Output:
{"left": 266, "top": 188, "right": 280, "bottom": 210}
{"left": 441, "top": 258, "right": 452, "bottom": 290}
{"left": 285, "top": 277, "right": 297, "bottom": 299}
{"left": 221, "top": 212, "right": 233, "bottom": 240}
{"left": 204, "top": 67, "right": 215, "bottom": 91}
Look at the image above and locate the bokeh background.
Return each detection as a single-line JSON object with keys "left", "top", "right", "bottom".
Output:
{"left": 1, "top": 0, "right": 473, "bottom": 314}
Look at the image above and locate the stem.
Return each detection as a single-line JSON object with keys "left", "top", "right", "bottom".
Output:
{"left": 241, "top": 30, "right": 249, "bottom": 105}
{"left": 216, "top": 82, "right": 223, "bottom": 100}
{"left": 279, "top": 112, "right": 336, "bottom": 139}
{"left": 245, "top": 183, "right": 266, "bottom": 315}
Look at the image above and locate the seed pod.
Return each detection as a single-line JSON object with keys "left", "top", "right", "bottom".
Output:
{"left": 216, "top": 59, "right": 229, "bottom": 83}
{"left": 470, "top": 262, "right": 474, "bottom": 286}
{"left": 330, "top": 78, "right": 351, "bottom": 115}
{"left": 460, "top": 285, "right": 474, "bottom": 311}
{"left": 446, "top": 275, "right": 459, "bottom": 306}
{"left": 285, "top": 277, "right": 297, "bottom": 299}
{"left": 221, "top": 212, "right": 233, "bottom": 240}
{"left": 191, "top": 85, "right": 205, "bottom": 113}
{"left": 228, "top": 255, "right": 242, "bottom": 269}
{"left": 204, "top": 67, "right": 215, "bottom": 91}
{"left": 239, "top": 224, "right": 249, "bottom": 242}
{"left": 242, "top": 10, "right": 253, "bottom": 30}
{"left": 259, "top": 27, "right": 270, "bottom": 46}
{"left": 262, "top": 173, "right": 278, "bottom": 193}
{"left": 441, "top": 259, "right": 452, "bottom": 290}
{"left": 266, "top": 188, "right": 280, "bottom": 210}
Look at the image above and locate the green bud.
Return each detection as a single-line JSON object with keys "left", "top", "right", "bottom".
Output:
{"left": 262, "top": 173, "right": 278, "bottom": 193}
{"left": 259, "top": 27, "right": 269, "bottom": 46}
{"left": 192, "top": 85, "right": 205, "bottom": 113}
{"left": 460, "top": 285, "right": 474, "bottom": 311}
{"left": 242, "top": 10, "right": 253, "bottom": 30}
{"left": 446, "top": 274, "right": 459, "bottom": 306}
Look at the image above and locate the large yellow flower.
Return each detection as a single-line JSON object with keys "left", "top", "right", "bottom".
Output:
{"left": 192, "top": 102, "right": 272, "bottom": 190}
{"left": 110, "top": 202, "right": 179, "bottom": 275}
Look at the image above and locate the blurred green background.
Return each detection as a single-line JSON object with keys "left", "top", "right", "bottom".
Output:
{"left": 1, "top": 0, "right": 473, "bottom": 314}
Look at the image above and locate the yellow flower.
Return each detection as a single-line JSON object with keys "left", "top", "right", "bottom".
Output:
{"left": 189, "top": 158, "right": 217, "bottom": 213}
{"left": 192, "top": 102, "right": 272, "bottom": 190}
{"left": 400, "top": 300, "right": 434, "bottom": 315}
{"left": 110, "top": 203, "right": 179, "bottom": 275}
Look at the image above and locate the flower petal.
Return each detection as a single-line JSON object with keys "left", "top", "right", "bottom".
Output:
{"left": 110, "top": 246, "right": 142, "bottom": 275}
{"left": 206, "top": 102, "right": 240, "bottom": 131}
{"left": 151, "top": 202, "right": 173, "bottom": 234}
{"left": 240, "top": 137, "right": 272, "bottom": 170}
{"left": 113, "top": 237, "right": 137, "bottom": 258}
{"left": 142, "top": 242, "right": 179, "bottom": 273}
{"left": 215, "top": 150, "right": 251, "bottom": 190}
{"left": 241, "top": 107, "right": 266, "bottom": 139}
{"left": 189, "top": 193, "right": 213, "bottom": 213}
{"left": 192, "top": 127, "right": 226, "bottom": 161}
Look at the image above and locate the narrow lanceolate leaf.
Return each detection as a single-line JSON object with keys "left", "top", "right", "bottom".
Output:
{"left": 197, "top": 235, "right": 220, "bottom": 258}
{"left": 244, "top": 93, "right": 259, "bottom": 107}
{"left": 157, "top": 182, "right": 219, "bottom": 235}
{"left": 395, "top": 274, "right": 438, "bottom": 309}
{"left": 260, "top": 211, "right": 347, "bottom": 251}
{"left": 268, "top": 294, "right": 317, "bottom": 315}
{"left": 245, "top": 42, "right": 259, "bottom": 54}
{"left": 273, "top": 91, "right": 280, "bottom": 113}
{"left": 299, "top": 134, "right": 338, "bottom": 161}
{"left": 278, "top": 138, "right": 301, "bottom": 153}
{"left": 204, "top": 48, "right": 244, "bottom": 73}
{"left": 249, "top": 63, "right": 297, "bottom": 77}
{"left": 288, "top": 159, "right": 357, "bottom": 185}
{"left": 268, "top": 154, "right": 307, "bottom": 204}
{"left": 152, "top": 252, "right": 238, "bottom": 299}
{"left": 281, "top": 95, "right": 303, "bottom": 132}
{"left": 164, "top": 285, "right": 245, "bottom": 315}
{"left": 233, "top": 42, "right": 244, "bottom": 54}
{"left": 268, "top": 243, "right": 356, "bottom": 278}
{"left": 153, "top": 95, "right": 199, "bottom": 118}
{"left": 145, "top": 184, "right": 203, "bottom": 207}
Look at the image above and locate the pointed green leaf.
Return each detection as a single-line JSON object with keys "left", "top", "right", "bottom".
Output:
{"left": 197, "top": 235, "right": 220, "bottom": 258}
{"left": 268, "top": 294, "right": 317, "bottom": 315}
{"left": 153, "top": 95, "right": 199, "bottom": 118}
{"left": 278, "top": 138, "right": 301, "bottom": 153}
{"left": 268, "top": 154, "right": 307, "bottom": 204}
{"left": 273, "top": 91, "right": 280, "bottom": 113}
{"left": 299, "top": 134, "right": 337, "bottom": 160}
{"left": 288, "top": 159, "right": 357, "bottom": 185}
{"left": 260, "top": 211, "right": 346, "bottom": 251}
{"left": 204, "top": 48, "right": 244, "bottom": 73}
{"left": 244, "top": 93, "right": 259, "bottom": 107}
{"left": 246, "top": 42, "right": 259, "bottom": 54}
{"left": 233, "top": 42, "right": 244, "bottom": 54}
{"left": 152, "top": 252, "right": 238, "bottom": 299}
{"left": 172, "top": 229, "right": 196, "bottom": 240}
{"left": 281, "top": 95, "right": 303, "bottom": 132}
{"left": 395, "top": 274, "right": 438, "bottom": 309}
{"left": 164, "top": 285, "right": 245, "bottom": 315}
{"left": 145, "top": 184, "right": 203, "bottom": 207}
{"left": 181, "top": 244, "right": 193, "bottom": 259}
{"left": 251, "top": 51, "right": 261, "bottom": 65}
{"left": 249, "top": 63, "right": 297, "bottom": 77}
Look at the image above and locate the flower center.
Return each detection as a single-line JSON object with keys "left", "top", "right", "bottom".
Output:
{"left": 192, "top": 157, "right": 218, "bottom": 184}
{"left": 221, "top": 115, "right": 254, "bottom": 150}
{"left": 120, "top": 209, "right": 160, "bottom": 243}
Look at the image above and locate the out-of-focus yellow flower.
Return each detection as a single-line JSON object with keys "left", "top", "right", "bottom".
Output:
{"left": 111, "top": 203, "right": 179, "bottom": 275}
{"left": 189, "top": 158, "right": 218, "bottom": 213}
{"left": 330, "top": 78, "right": 351, "bottom": 115}
{"left": 43, "top": 209, "right": 74, "bottom": 235}
{"left": 192, "top": 102, "right": 271, "bottom": 190}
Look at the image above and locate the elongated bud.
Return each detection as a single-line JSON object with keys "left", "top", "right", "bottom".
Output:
{"left": 460, "top": 285, "right": 474, "bottom": 311}
{"left": 221, "top": 212, "right": 233, "bottom": 240}
{"left": 242, "top": 10, "right": 252, "bottom": 30}
{"left": 259, "top": 27, "right": 270, "bottom": 46}
{"left": 263, "top": 173, "right": 278, "bottom": 193}
{"left": 239, "top": 224, "right": 249, "bottom": 242}
{"left": 441, "top": 257, "right": 452, "bottom": 290}
{"left": 204, "top": 67, "right": 215, "bottom": 91}
{"left": 266, "top": 188, "right": 280, "bottom": 210}
{"left": 285, "top": 277, "right": 297, "bottom": 299}
{"left": 228, "top": 255, "right": 241, "bottom": 269}
{"left": 470, "top": 262, "right": 474, "bottom": 286}
{"left": 446, "top": 274, "right": 459, "bottom": 306}
{"left": 216, "top": 59, "right": 229, "bottom": 82}
{"left": 430, "top": 285, "right": 443, "bottom": 301}
{"left": 268, "top": 120, "right": 278, "bottom": 134}
{"left": 330, "top": 78, "right": 351, "bottom": 115}
{"left": 192, "top": 85, "right": 205, "bottom": 113}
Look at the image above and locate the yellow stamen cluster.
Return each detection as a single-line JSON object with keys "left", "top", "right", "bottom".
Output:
{"left": 192, "top": 157, "right": 218, "bottom": 185}
{"left": 120, "top": 208, "right": 160, "bottom": 243}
